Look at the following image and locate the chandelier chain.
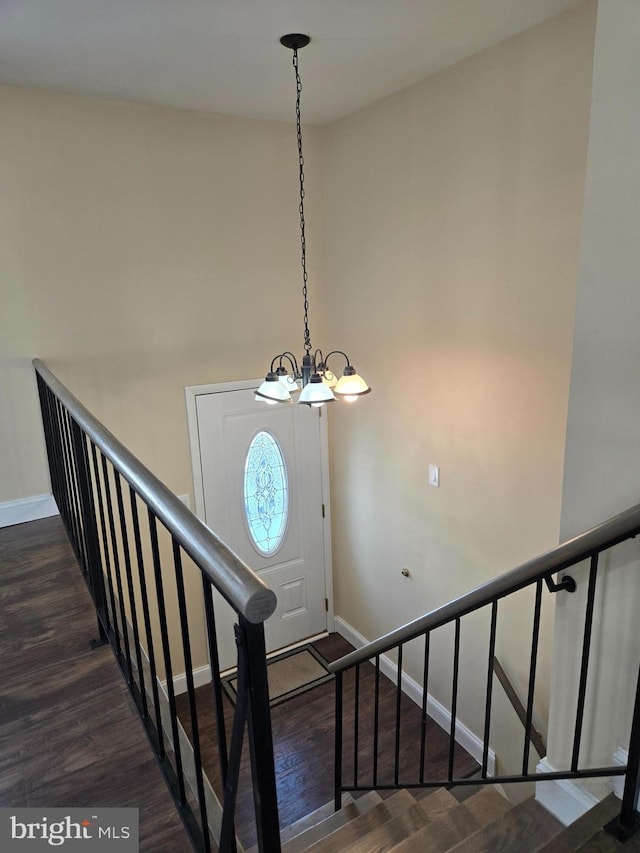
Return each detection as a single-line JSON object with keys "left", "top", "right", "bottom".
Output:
{"left": 293, "top": 47, "right": 312, "bottom": 356}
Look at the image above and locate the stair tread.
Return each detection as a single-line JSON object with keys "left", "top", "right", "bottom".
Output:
{"left": 279, "top": 794, "right": 355, "bottom": 845}
{"left": 457, "top": 786, "right": 513, "bottom": 824}
{"left": 444, "top": 795, "right": 563, "bottom": 853}
{"left": 281, "top": 791, "right": 382, "bottom": 853}
{"left": 336, "top": 788, "right": 459, "bottom": 853}
{"left": 535, "top": 794, "right": 622, "bottom": 853}
{"left": 388, "top": 786, "right": 511, "bottom": 852}
{"left": 298, "top": 789, "right": 421, "bottom": 853}
{"left": 408, "top": 786, "right": 442, "bottom": 802}
{"left": 575, "top": 825, "right": 640, "bottom": 853}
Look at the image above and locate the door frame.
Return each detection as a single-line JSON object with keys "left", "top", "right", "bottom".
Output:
{"left": 184, "top": 378, "right": 335, "bottom": 634}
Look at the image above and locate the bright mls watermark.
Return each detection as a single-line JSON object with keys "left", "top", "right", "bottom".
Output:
{"left": 0, "top": 809, "right": 138, "bottom": 851}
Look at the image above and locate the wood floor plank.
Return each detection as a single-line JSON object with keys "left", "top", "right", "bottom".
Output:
{"left": 0, "top": 517, "right": 193, "bottom": 853}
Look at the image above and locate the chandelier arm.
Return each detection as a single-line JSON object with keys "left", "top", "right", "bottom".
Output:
{"left": 323, "top": 350, "right": 352, "bottom": 369}
{"left": 278, "top": 352, "right": 300, "bottom": 376}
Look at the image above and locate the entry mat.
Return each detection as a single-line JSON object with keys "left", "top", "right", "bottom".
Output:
{"left": 221, "top": 643, "right": 333, "bottom": 708}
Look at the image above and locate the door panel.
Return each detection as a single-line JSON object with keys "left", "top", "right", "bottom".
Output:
{"left": 195, "top": 388, "right": 327, "bottom": 670}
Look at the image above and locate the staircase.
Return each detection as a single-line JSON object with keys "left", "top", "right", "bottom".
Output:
{"left": 34, "top": 360, "right": 640, "bottom": 853}
{"left": 250, "top": 788, "right": 638, "bottom": 853}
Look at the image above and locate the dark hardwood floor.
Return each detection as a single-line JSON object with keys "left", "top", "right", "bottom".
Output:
{"left": 0, "top": 514, "right": 479, "bottom": 852}
{"left": 176, "top": 635, "right": 479, "bottom": 850}
{"left": 0, "top": 516, "right": 192, "bottom": 852}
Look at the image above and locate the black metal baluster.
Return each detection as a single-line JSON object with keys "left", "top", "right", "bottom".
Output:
{"left": 44, "top": 385, "right": 64, "bottom": 511}
{"left": 102, "top": 456, "right": 133, "bottom": 683}
{"left": 114, "top": 472, "right": 147, "bottom": 713}
{"left": 148, "top": 511, "right": 186, "bottom": 806}
{"left": 49, "top": 394, "right": 69, "bottom": 530}
{"left": 63, "top": 410, "right": 86, "bottom": 568}
{"left": 219, "top": 625, "right": 247, "bottom": 853}
{"left": 571, "top": 554, "right": 599, "bottom": 771}
{"left": 129, "top": 488, "right": 164, "bottom": 754}
{"left": 50, "top": 389, "right": 69, "bottom": 518}
{"left": 353, "top": 664, "right": 360, "bottom": 788}
{"left": 36, "top": 378, "right": 61, "bottom": 510}
{"left": 172, "top": 541, "right": 210, "bottom": 853}
{"left": 373, "top": 655, "right": 380, "bottom": 788}
{"left": 482, "top": 601, "right": 498, "bottom": 778}
{"left": 394, "top": 644, "right": 403, "bottom": 786}
{"left": 68, "top": 417, "right": 93, "bottom": 577}
{"left": 420, "top": 632, "right": 430, "bottom": 784}
{"left": 70, "top": 421, "right": 108, "bottom": 644}
{"left": 335, "top": 670, "right": 343, "bottom": 811}
{"left": 202, "top": 580, "right": 230, "bottom": 785}
{"left": 242, "top": 619, "right": 281, "bottom": 853}
{"left": 59, "top": 403, "right": 82, "bottom": 554}
{"left": 53, "top": 396, "right": 72, "bottom": 531}
{"left": 523, "top": 580, "right": 543, "bottom": 774}
{"left": 449, "top": 619, "right": 461, "bottom": 781}
{"left": 91, "top": 445, "right": 120, "bottom": 650}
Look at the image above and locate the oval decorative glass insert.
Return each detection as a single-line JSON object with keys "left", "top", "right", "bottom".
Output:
{"left": 243, "top": 430, "right": 289, "bottom": 556}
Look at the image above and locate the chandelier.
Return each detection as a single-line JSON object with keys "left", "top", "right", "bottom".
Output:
{"left": 255, "top": 34, "right": 371, "bottom": 408}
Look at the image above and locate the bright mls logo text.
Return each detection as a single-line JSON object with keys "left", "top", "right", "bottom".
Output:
{"left": 10, "top": 814, "right": 131, "bottom": 846}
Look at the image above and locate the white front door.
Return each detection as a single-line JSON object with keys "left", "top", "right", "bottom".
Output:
{"left": 189, "top": 383, "right": 330, "bottom": 670}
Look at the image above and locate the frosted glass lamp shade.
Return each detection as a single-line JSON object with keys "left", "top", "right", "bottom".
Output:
{"left": 277, "top": 372, "right": 301, "bottom": 393}
{"left": 298, "top": 374, "right": 336, "bottom": 406}
{"left": 334, "top": 367, "right": 371, "bottom": 400}
{"left": 255, "top": 373, "right": 293, "bottom": 403}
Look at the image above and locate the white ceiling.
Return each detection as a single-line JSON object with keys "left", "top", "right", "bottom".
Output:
{"left": 0, "top": 0, "right": 585, "bottom": 125}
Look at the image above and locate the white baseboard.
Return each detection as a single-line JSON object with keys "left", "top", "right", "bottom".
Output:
{"left": 161, "top": 663, "right": 212, "bottom": 698}
{"left": 612, "top": 746, "right": 639, "bottom": 808}
{"left": 611, "top": 746, "right": 627, "bottom": 800}
{"left": 535, "top": 758, "right": 600, "bottom": 825}
{"left": 0, "top": 494, "right": 58, "bottom": 528}
{"left": 334, "top": 615, "right": 496, "bottom": 776}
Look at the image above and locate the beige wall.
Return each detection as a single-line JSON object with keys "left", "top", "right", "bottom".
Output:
{"left": 0, "top": 85, "right": 326, "bottom": 668}
{"left": 0, "top": 2, "right": 601, "bottom": 779}
{"left": 323, "top": 1, "right": 595, "bottom": 779}
{"left": 0, "top": 85, "right": 326, "bottom": 504}
{"left": 548, "top": 0, "right": 640, "bottom": 787}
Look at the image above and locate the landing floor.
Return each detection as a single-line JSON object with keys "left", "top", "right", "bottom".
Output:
{"left": 176, "top": 633, "right": 479, "bottom": 848}
{"left": 0, "top": 517, "right": 192, "bottom": 852}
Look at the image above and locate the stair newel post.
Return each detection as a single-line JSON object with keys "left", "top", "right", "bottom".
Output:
{"left": 608, "top": 662, "right": 640, "bottom": 840}
{"left": 241, "top": 617, "right": 282, "bottom": 853}
{"left": 335, "top": 670, "right": 343, "bottom": 811}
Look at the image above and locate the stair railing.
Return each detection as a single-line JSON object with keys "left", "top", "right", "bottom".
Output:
{"left": 33, "top": 359, "right": 282, "bottom": 853}
{"left": 330, "top": 503, "right": 640, "bottom": 841}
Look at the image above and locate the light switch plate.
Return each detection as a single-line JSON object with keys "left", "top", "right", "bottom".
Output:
{"left": 428, "top": 464, "right": 440, "bottom": 488}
